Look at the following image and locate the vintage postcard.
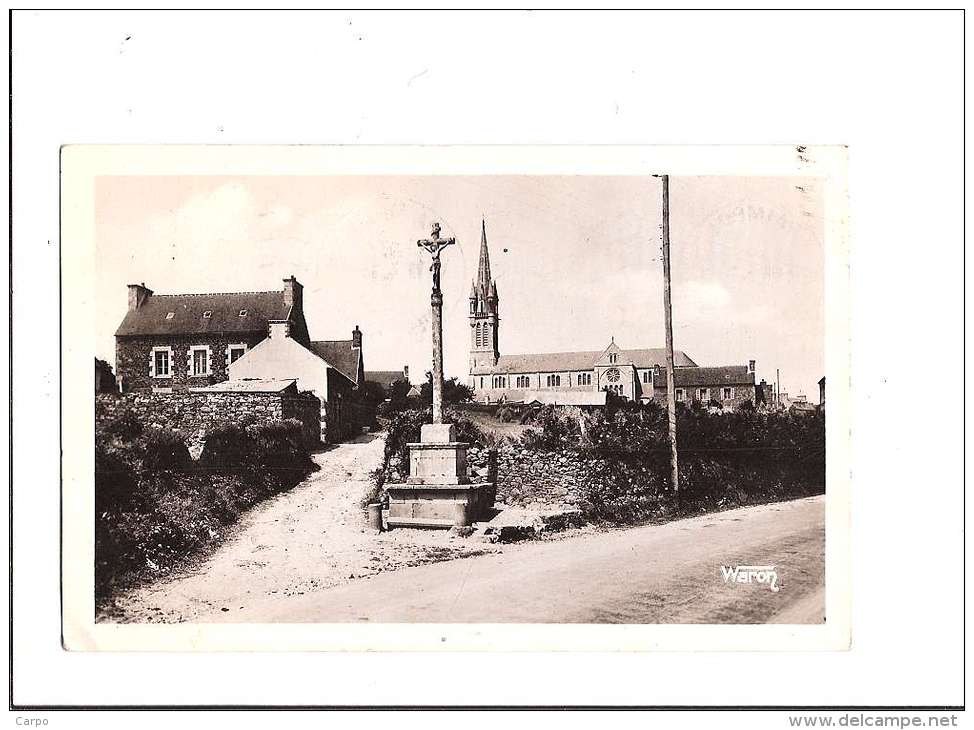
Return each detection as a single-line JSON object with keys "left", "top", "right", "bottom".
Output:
{"left": 61, "top": 145, "right": 850, "bottom": 651}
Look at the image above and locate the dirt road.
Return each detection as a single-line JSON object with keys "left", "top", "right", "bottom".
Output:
{"left": 103, "top": 434, "right": 497, "bottom": 623}
{"left": 225, "top": 495, "right": 826, "bottom": 624}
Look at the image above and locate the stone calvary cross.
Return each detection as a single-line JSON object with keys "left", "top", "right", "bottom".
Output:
{"left": 417, "top": 221, "right": 455, "bottom": 424}
{"left": 382, "top": 220, "right": 493, "bottom": 530}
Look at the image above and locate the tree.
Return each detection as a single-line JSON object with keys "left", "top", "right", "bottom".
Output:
{"left": 420, "top": 373, "right": 474, "bottom": 405}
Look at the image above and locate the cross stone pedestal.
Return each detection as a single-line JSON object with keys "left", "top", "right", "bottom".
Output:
{"left": 385, "top": 423, "right": 494, "bottom": 529}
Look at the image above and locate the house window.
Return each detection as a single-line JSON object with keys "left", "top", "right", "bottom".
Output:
{"left": 675, "top": 388, "right": 684, "bottom": 402}
{"left": 699, "top": 388, "right": 709, "bottom": 401}
{"left": 642, "top": 370, "right": 652, "bottom": 384}
{"left": 227, "top": 343, "right": 248, "bottom": 365}
{"left": 152, "top": 348, "right": 171, "bottom": 378}
{"left": 723, "top": 387, "right": 733, "bottom": 400}
{"left": 188, "top": 346, "right": 210, "bottom": 377}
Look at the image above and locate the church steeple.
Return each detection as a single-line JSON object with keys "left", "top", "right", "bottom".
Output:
{"left": 469, "top": 218, "right": 500, "bottom": 370}
{"left": 477, "top": 218, "right": 492, "bottom": 293}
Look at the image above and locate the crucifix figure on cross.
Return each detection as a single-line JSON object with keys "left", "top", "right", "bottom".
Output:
{"left": 415, "top": 221, "right": 456, "bottom": 424}
{"left": 417, "top": 221, "right": 456, "bottom": 294}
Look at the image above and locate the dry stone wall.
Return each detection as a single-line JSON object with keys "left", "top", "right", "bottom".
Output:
{"left": 465, "top": 444, "right": 609, "bottom": 511}
{"left": 95, "top": 391, "right": 321, "bottom": 454}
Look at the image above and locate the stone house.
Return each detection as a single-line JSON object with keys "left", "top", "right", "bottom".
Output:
{"left": 365, "top": 365, "right": 411, "bottom": 393}
{"left": 114, "top": 276, "right": 310, "bottom": 393}
{"left": 467, "top": 219, "right": 759, "bottom": 409}
{"left": 113, "top": 276, "right": 369, "bottom": 442}
{"left": 228, "top": 321, "right": 364, "bottom": 443}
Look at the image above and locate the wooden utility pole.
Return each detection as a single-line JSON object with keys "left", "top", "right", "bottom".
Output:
{"left": 660, "top": 175, "right": 680, "bottom": 493}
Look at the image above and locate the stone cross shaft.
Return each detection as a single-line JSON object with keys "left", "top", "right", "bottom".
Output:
{"left": 417, "top": 222, "right": 455, "bottom": 424}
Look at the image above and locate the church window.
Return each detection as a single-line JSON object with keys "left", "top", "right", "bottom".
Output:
{"left": 577, "top": 372, "right": 592, "bottom": 386}
{"left": 479, "top": 377, "right": 484, "bottom": 389}
{"left": 492, "top": 375, "right": 507, "bottom": 389}
{"left": 605, "top": 368, "right": 621, "bottom": 383}
{"left": 546, "top": 374, "right": 561, "bottom": 387}
{"left": 609, "top": 353, "right": 618, "bottom": 364}
{"left": 516, "top": 375, "right": 530, "bottom": 388}
{"left": 723, "top": 387, "right": 734, "bottom": 400}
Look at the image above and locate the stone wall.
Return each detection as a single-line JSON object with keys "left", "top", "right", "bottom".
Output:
{"left": 466, "top": 444, "right": 606, "bottom": 511}
{"left": 95, "top": 390, "right": 322, "bottom": 453}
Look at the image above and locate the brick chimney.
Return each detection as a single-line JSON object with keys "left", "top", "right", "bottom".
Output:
{"left": 352, "top": 325, "right": 362, "bottom": 349}
{"left": 403, "top": 365, "right": 409, "bottom": 381}
{"left": 127, "top": 283, "right": 153, "bottom": 311}
{"left": 282, "top": 276, "right": 303, "bottom": 314}
{"left": 748, "top": 359, "right": 756, "bottom": 374}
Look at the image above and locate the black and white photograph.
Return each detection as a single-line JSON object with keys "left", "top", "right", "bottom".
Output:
{"left": 87, "top": 170, "right": 831, "bottom": 627}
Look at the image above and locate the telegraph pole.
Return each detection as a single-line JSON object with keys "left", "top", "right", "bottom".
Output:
{"left": 660, "top": 175, "right": 680, "bottom": 494}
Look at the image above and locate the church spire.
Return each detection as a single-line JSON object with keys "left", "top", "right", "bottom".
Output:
{"left": 477, "top": 217, "right": 492, "bottom": 293}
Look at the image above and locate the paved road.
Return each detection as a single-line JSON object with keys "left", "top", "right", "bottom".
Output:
{"left": 228, "top": 495, "right": 825, "bottom": 624}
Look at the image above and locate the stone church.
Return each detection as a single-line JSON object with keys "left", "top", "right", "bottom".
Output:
{"left": 467, "top": 221, "right": 759, "bottom": 408}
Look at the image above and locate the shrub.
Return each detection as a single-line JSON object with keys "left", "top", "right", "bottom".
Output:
{"left": 198, "top": 423, "right": 256, "bottom": 470}
{"left": 519, "top": 405, "right": 583, "bottom": 450}
{"left": 509, "top": 399, "right": 825, "bottom": 525}
{"left": 496, "top": 405, "right": 524, "bottom": 423}
{"left": 360, "top": 467, "right": 387, "bottom": 510}
{"left": 95, "top": 409, "right": 318, "bottom": 605}
{"left": 140, "top": 427, "right": 193, "bottom": 472}
{"left": 247, "top": 418, "right": 315, "bottom": 475}
{"left": 100, "top": 408, "right": 144, "bottom": 442}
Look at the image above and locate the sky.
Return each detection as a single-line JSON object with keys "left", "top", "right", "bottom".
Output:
{"left": 96, "top": 175, "right": 824, "bottom": 399}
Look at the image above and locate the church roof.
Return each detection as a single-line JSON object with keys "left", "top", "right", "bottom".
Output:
{"left": 310, "top": 340, "right": 361, "bottom": 385}
{"left": 116, "top": 290, "right": 288, "bottom": 337}
{"left": 470, "top": 348, "right": 698, "bottom": 375}
{"left": 671, "top": 366, "right": 754, "bottom": 387}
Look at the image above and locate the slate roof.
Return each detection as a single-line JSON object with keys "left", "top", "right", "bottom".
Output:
{"left": 115, "top": 291, "right": 289, "bottom": 337}
{"left": 365, "top": 370, "right": 408, "bottom": 388}
{"left": 189, "top": 378, "right": 298, "bottom": 394}
{"left": 470, "top": 348, "right": 698, "bottom": 376}
{"left": 671, "top": 366, "right": 754, "bottom": 387}
{"left": 310, "top": 340, "right": 361, "bottom": 385}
